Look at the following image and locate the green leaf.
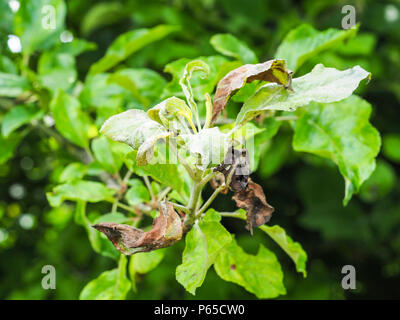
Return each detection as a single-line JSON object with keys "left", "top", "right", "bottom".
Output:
{"left": 107, "top": 68, "right": 167, "bottom": 107}
{"left": 125, "top": 179, "right": 151, "bottom": 206}
{"left": 0, "top": 56, "right": 18, "bottom": 74}
{"left": 293, "top": 95, "right": 381, "bottom": 205}
{"left": 80, "top": 73, "right": 125, "bottom": 108}
{"left": 237, "top": 64, "right": 370, "bottom": 126}
{"left": 79, "top": 255, "right": 131, "bottom": 300}
{"left": 179, "top": 127, "right": 228, "bottom": 170}
{"left": 383, "top": 134, "right": 400, "bottom": 163}
{"left": 37, "top": 51, "right": 77, "bottom": 93}
{"left": 0, "top": 134, "right": 22, "bottom": 165}
{"left": 75, "top": 202, "right": 123, "bottom": 260}
{"left": 259, "top": 225, "right": 307, "bottom": 277}
{"left": 94, "top": 212, "right": 129, "bottom": 224}
{"left": 91, "top": 136, "right": 123, "bottom": 174}
{"left": 50, "top": 90, "right": 91, "bottom": 148}
{"left": 100, "top": 109, "right": 172, "bottom": 166}
{"left": 14, "top": 0, "right": 67, "bottom": 55}
{"left": 90, "top": 25, "right": 179, "bottom": 74}
{"left": 129, "top": 249, "right": 165, "bottom": 274}
{"left": 176, "top": 209, "right": 232, "bottom": 295}
{"left": 162, "top": 55, "right": 232, "bottom": 101}
{"left": 1, "top": 104, "right": 44, "bottom": 137}
{"left": 210, "top": 33, "right": 257, "bottom": 64}
{"left": 147, "top": 96, "right": 193, "bottom": 133}
{"left": 0, "top": 73, "right": 30, "bottom": 97}
{"left": 46, "top": 180, "right": 115, "bottom": 207}
{"left": 52, "top": 38, "right": 97, "bottom": 56}
{"left": 225, "top": 209, "right": 307, "bottom": 277}
{"left": 214, "top": 238, "right": 286, "bottom": 299}
{"left": 81, "top": 2, "right": 127, "bottom": 36}
{"left": 275, "top": 24, "right": 358, "bottom": 72}
{"left": 59, "top": 162, "right": 87, "bottom": 183}
{"left": 125, "top": 151, "right": 188, "bottom": 198}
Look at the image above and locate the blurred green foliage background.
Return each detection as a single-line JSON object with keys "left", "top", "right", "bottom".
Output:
{"left": 1, "top": 0, "right": 400, "bottom": 299}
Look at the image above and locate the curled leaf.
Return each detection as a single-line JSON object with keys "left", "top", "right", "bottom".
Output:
{"left": 232, "top": 179, "right": 274, "bottom": 234}
{"left": 179, "top": 60, "right": 210, "bottom": 129}
{"left": 147, "top": 96, "right": 195, "bottom": 133}
{"left": 93, "top": 200, "right": 183, "bottom": 254}
{"left": 100, "top": 109, "right": 172, "bottom": 166}
{"left": 211, "top": 59, "right": 292, "bottom": 124}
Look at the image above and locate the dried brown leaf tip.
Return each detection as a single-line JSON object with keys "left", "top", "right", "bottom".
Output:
{"left": 211, "top": 59, "right": 292, "bottom": 124}
{"left": 232, "top": 178, "right": 274, "bottom": 235}
{"left": 92, "top": 199, "right": 183, "bottom": 255}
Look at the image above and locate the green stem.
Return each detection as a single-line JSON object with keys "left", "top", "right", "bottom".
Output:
{"left": 203, "top": 93, "right": 213, "bottom": 129}
{"left": 143, "top": 176, "right": 155, "bottom": 201}
{"left": 168, "top": 140, "right": 198, "bottom": 181}
{"left": 184, "top": 182, "right": 203, "bottom": 231}
{"left": 171, "top": 202, "right": 190, "bottom": 214}
{"left": 114, "top": 201, "right": 136, "bottom": 214}
{"left": 275, "top": 115, "right": 298, "bottom": 121}
{"left": 196, "top": 185, "right": 224, "bottom": 218}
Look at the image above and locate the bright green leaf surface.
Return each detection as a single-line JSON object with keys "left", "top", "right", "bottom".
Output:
{"left": 79, "top": 255, "right": 130, "bottom": 300}
{"left": 0, "top": 73, "right": 30, "bottom": 97}
{"left": 37, "top": 51, "right": 77, "bottom": 93}
{"left": 0, "top": 134, "right": 22, "bottom": 165}
{"left": 90, "top": 25, "right": 179, "bottom": 74}
{"left": 214, "top": 238, "right": 286, "bottom": 299}
{"left": 124, "top": 151, "right": 188, "bottom": 198}
{"left": 91, "top": 136, "right": 123, "bottom": 174}
{"left": 50, "top": 90, "right": 91, "bottom": 148}
{"left": 46, "top": 180, "right": 115, "bottom": 207}
{"left": 293, "top": 95, "right": 381, "bottom": 205}
{"left": 59, "top": 163, "right": 88, "bottom": 183}
{"left": 1, "top": 104, "right": 44, "bottom": 137}
{"left": 130, "top": 249, "right": 165, "bottom": 274}
{"left": 176, "top": 210, "right": 232, "bottom": 295}
{"left": 275, "top": 24, "right": 358, "bottom": 72}
{"left": 125, "top": 179, "right": 151, "bottom": 206}
{"left": 14, "top": 0, "right": 66, "bottom": 54}
{"left": 210, "top": 33, "right": 257, "bottom": 64}
{"left": 259, "top": 225, "right": 307, "bottom": 277}
{"left": 81, "top": 2, "right": 126, "bottom": 36}
{"left": 225, "top": 209, "right": 307, "bottom": 277}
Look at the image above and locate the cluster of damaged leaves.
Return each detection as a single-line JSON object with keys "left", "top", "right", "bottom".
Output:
{"left": 94, "top": 59, "right": 292, "bottom": 255}
{"left": 94, "top": 146, "right": 274, "bottom": 254}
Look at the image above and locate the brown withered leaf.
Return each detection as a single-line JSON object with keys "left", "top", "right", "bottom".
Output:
{"left": 93, "top": 199, "right": 183, "bottom": 255}
{"left": 211, "top": 59, "right": 292, "bottom": 124}
{"left": 232, "top": 179, "right": 274, "bottom": 235}
{"left": 214, "top": 146, "right": 250, "bottom": 192}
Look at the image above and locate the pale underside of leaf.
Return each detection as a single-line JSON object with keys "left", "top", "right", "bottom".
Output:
{"left": 236, "top": 64, "right": 370, "bottom": 126}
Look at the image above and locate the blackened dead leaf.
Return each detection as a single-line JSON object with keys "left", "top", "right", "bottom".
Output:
{"left": 93, "top": 199, "right": 183, "bottom": 254}
{"left": 211, "top": 60, "right": 292, "bottom": 124}
{"left": 232, "top": 179, "right": 274, "bottom": 234}
{"left": 214, "top": 146, "right": 250, "bottom": 192}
